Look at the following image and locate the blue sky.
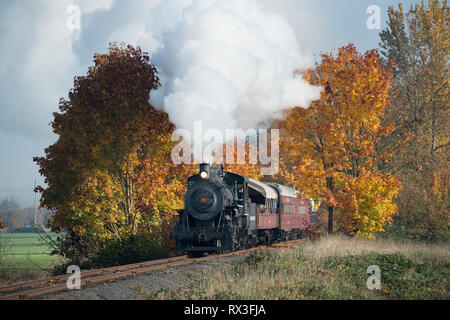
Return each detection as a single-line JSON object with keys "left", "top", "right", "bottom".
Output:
{"left": 0, "top": 0, "right": 421, "bottom": 207}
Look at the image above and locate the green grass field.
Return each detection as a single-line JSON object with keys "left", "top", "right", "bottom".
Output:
{"left": 0, "top": 232, "right": 60, "bottom": 270}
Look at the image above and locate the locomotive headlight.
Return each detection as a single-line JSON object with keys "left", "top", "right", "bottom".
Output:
{"left": 200, "top": 171, "right": 208, "bottom": 179}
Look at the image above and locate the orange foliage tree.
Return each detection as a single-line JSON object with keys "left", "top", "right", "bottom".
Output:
{"left": 34, "top": 45, "right": 193, "bottom": 266}
{"left": 276, "top": 44, "right": 401, "bottom": 238}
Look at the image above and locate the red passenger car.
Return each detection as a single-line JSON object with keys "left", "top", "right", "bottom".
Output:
{"left": 248, "top": 179, "right": 318, "bottom": 243}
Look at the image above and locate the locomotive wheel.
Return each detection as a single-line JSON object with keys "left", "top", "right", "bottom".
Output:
{"left": 231, "top": 228, "right": 248, "bottom": 251}
{"left": 250, "top": 235, "right": 258, "bottom": 248}
{"left": 264, "top": 231, "right": 271, "bottom": 246}
{"left": 231, "top": 228, "right": 241, "bottom": 251}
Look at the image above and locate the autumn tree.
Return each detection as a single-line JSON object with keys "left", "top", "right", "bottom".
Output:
{"left": 379, "top": 0, "right": 449, "bottom": 238}
{"left": 276, "top": 44, "right": 401, "bottom": 238}
{"left": 34, "top": 44, "right": 193, "bottom": 266}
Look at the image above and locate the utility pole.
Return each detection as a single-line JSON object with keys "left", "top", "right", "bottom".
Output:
{"left": 34, "top": 180, "right": 37, "bottom": 228}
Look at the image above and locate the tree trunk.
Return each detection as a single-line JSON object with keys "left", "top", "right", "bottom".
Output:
{"left": 326, "top": 176, "right": 334, "bottom": 234}
{"left": 328, "top": 205, "right": 334, "bottom": 234}
{"left": 430, "top": 94, "right": 435, "bottom": 161}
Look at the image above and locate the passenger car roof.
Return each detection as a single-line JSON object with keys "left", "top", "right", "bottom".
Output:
{"left": 248, "top": 178, "right": 278, "bottom": 200}
{"left": 268, "top": 183, "right": 298, "bottom": 198}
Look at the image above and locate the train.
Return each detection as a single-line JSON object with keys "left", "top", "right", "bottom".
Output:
{"left": 171, "top": 163, "right": 319, "bottom": 257}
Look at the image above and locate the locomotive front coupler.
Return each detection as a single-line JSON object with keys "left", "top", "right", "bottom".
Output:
{"left": 197, "top": 231, "right": 205, "bottom": 242}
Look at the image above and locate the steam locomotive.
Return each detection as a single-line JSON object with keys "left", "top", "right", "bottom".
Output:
{"left": 171, "top": 163, "right": 319, "bottom": 257}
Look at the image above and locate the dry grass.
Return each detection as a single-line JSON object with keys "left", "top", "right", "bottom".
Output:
{"left": 301, "top": 234, "right": 450, "bottom": 263}
{"left": 164, "top": 235, "right": 449, "bottom": 300}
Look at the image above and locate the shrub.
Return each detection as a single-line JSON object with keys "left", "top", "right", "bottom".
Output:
{"left": 89, "top": 232, "right": 171, "bottom": 268}
{"left": 380, "top": 225, "right": 450, "bottom": 243}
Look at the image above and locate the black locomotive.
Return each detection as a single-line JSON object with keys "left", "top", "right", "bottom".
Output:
{"left": 171, "top": 163, "right": 318, "bottom": 257}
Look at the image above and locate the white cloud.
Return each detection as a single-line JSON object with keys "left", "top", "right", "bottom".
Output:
{"left": 78, "top": 0, "right": 114, "bottom": 13}
{"left": 0, "top": 0, "right": 115, "bottom": 140}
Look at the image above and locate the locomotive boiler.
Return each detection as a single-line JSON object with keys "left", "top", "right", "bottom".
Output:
{"left": 171, "top": 163, "right": 318, "bottom": 257}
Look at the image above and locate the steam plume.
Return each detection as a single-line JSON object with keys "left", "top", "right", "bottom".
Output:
{"left": 149, "top": 0, "right": 322, "bottom": 137}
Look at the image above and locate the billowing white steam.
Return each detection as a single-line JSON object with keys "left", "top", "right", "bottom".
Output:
{"left": 149, "top": 0, "right": 322, "bottom": 137}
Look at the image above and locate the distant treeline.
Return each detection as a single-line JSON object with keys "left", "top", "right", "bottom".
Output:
{"left": 0, "top": 197, "right": 52, "bottom": 231}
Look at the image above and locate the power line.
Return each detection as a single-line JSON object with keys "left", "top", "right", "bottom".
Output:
{"left": 0, "top": 188, "right": 39, "bottom": 192}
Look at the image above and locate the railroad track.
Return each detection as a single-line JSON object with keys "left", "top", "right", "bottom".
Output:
{"left": 0, "top": 255, "right": 190, "bottom": 300}
{"left": 0, "top": 239, "right": 304, "bottom": 300}
{"left": 0, "top": 250, "right": 255, "bottom": 300}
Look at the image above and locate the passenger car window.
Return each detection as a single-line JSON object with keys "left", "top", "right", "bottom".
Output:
{"left": 284, "top": 204, "right": 295, "bottom": 214}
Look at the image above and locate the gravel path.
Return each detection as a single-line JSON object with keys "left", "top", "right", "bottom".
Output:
{"left": 39, "top": 254, "right": 249, "bottom": 300}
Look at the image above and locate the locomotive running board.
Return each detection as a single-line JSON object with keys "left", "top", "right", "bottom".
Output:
{"left": 178, "top": 247, "right": 224, "bottom": 251}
